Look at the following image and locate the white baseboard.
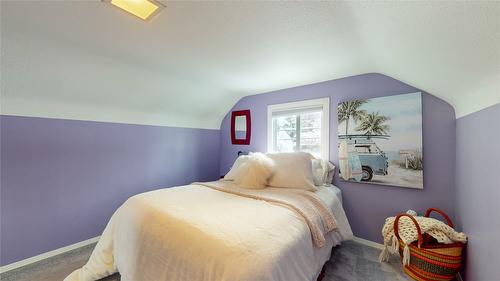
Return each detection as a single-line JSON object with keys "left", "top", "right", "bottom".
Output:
{"left": 0, "top": 234, "right": 463, "bottom": 280}
{"left": 1, "top": 235, "right": 382, "bottom": 274}
{"left": 0, "top": 236, "right": 100, "bottom": 274}
{"left": 352, "top": 236, "right": 385, "bottom": 250}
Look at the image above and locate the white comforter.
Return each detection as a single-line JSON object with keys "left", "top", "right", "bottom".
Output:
{"left": 65, "top": 183, "right": 353, "bottom": 281}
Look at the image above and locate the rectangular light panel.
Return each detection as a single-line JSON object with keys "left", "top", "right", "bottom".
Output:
{"left": 110, "top": 0, "right": 161, "bottom": 21}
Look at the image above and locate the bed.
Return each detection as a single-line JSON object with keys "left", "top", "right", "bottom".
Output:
{"left": 65, "top": 181, "right": 353, "bottom": 281}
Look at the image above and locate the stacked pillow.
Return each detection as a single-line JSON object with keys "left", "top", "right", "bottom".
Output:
{"left": 266, "top": 152, "right": 317, "bottom": 191}
{"left": 224, "top": 152, "right": 335, "bottom": 191}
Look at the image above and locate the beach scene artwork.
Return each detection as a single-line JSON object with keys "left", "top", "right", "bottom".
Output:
{"left": 337, "top": 92, "right": 423, "bottom": 189}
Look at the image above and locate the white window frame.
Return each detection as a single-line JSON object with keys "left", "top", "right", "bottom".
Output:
{"left": 267, "top": 97, "right": 330, "bottom": 160}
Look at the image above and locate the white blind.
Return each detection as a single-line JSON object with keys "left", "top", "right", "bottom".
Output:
{"left": 271, "top": 106, "right": 323, "bottom": 117}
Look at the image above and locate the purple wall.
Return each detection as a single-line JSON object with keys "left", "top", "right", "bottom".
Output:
{"left": 0, "top": 115, "right": 220, "bottom": 265}
{"left": 455, "top": 104, "right": 500, "bottom": 281}
{"left": 219, "top": 73, "right": 456, "bottom": 243}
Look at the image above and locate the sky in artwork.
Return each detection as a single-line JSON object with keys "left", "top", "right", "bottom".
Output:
{"left": 338, "top": 92, "right": 422, "bottom": 151}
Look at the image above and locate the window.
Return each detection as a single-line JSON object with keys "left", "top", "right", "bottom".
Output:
{"left": 267, "top": 98, "right": 329, "bottom": 159}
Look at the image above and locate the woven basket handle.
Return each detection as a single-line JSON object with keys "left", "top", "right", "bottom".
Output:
{"left": 393, "top": 214, "right": 423, "bottom": 247}
{"left": 424, "top": 208, "right": 454, "bottom": 228}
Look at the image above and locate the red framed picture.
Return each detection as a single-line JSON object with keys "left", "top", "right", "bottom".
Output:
{"left": 231, "top": 110, "right": 251, "bottom": 145}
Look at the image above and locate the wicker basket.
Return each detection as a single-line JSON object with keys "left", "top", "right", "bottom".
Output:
{"left": 394, "top": 208, "right": 465, "bottom": 281}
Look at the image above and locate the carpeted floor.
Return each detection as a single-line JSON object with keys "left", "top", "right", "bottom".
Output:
{"left": 0, "top": 240, "right": 410, "bottom": 281}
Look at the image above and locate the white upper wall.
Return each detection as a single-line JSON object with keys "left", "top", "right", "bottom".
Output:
{"left": 1, "top": 1, "right": 499, "bottom": 129}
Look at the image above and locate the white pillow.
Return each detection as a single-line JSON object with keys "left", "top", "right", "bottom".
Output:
{"left": 312, "top": 158, "right": 337, "bottom": 186}
{"left": 266, "top": 152, "right": 317, "bottom": 191}
{"left": 312, "top": 159, "right": 328, "bottom": 186}
{"left": 224, "top": 156, "right": 247, "bottom": 180}
{"left": 324, "top": 162, "right": 336, "bottom": 185}
{"left": 234, "top": 153, "right": 274, "bottom": 189}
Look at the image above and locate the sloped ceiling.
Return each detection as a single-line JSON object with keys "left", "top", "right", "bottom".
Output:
{"left": 1, "top": 1, "right": 499, "bottom": 129}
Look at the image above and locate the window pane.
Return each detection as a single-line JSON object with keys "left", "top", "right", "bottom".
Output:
{"left": 273, "top": 115, "right": 297, "bottom": 152}
{"left": 268, "top": 98, "right": 329, "bottom": 160}
{"left": 299, "top": 111, "right": 322, "bottom": 157}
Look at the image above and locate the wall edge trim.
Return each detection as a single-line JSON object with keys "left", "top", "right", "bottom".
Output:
{"left": 0, "top": 236, "right": 100, "bottom": 274}
{"left": 0, "top": 114, "right": 221, "bottom": 131}
{"left": 455, "top": 102, "right": 500, "bottom": 120}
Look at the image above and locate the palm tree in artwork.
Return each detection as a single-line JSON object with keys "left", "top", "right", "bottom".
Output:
{"left": 338, "top": 100, "right": 368, "bottom": 135}
{"left": 356, "top": 111, "right": 390, "bottom": 135}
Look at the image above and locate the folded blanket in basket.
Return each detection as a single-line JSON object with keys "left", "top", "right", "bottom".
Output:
{"left": 379, "top": 216, "right": 467, "bottom": 265}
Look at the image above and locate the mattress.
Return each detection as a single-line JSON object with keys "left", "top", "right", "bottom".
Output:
{"left": 65, "top": 183, "right": 353, "bottom": 281}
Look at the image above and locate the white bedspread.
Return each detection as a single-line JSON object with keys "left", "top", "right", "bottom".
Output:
{"left": 65, "top": 183, "right": 352, "bottom": 281}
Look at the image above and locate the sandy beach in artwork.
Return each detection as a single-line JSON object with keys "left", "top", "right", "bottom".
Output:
{"left": 371, "top": 164, "right": 423, "bottom": 189}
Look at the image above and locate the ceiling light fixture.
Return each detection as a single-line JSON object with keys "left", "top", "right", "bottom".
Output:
{"left": 106, "top": 0, "right": 164, "bottom": 21}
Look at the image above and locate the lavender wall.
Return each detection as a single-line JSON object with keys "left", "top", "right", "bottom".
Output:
{"left": 0, "top": 115, "right": 220, "bottom": 266}
{"left": 455, "top": 104, "right": 500, "bottom": 281}
{"left": 219, "top": 73, "right": 456, "bottom": 243}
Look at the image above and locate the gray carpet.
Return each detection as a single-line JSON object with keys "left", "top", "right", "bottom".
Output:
{"left": 0, "top": 240, "right": 410, "bottom": 281}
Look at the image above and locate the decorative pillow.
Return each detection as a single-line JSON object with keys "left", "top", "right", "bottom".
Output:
{"left": 223, "top": 156, "right": 248, "bottom": 181}
{"left": 234, "top": 152, "right": 274, "bottom": 189}
{"left": 266, "top": 152, "right": 317, "bottom": 191}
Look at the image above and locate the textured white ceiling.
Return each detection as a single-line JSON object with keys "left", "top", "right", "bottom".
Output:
{"left": 1, "top": 1, "right": 499, "bottom": 129}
